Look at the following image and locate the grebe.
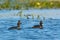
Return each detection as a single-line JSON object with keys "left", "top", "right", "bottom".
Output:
{"left": 8, "top": 20, "right": 21, "bottom": 30}
{"left": 32, "top": 20, "right": 43, "bottom": 29}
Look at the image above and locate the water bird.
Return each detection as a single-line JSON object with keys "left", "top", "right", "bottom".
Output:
{"left": 8, "top": 20, "right": 21, "bottom": 30}
{"left": 25, "top": 14, "right": 31, "bottom": 19}
{"left": 32, "top": 20, "right": 43, "bottom": 29}
{"left": 26, "top": 16, "right": 29, "bottom": 19}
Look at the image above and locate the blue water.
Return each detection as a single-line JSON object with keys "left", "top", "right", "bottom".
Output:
{"left": 0, "top": 9, "right": 60, "bottom": 40}
{"left": 0, "top": 9, "right": 60, "bottom": 19}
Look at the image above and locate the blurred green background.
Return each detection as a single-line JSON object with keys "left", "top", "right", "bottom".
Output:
{"left": 0, "top": 0, "right": 60, "bottom": 10}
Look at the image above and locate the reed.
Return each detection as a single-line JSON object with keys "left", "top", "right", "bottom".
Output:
{"left": 37, "top": 15, "right": 40, "bottom": 19}
{"left": 18, "top": 11, "right": 23, "bottom": 18}
{"left": 32, "top": 14, "right": 34, "bottom": 19}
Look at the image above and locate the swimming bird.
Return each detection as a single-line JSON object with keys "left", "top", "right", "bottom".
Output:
{"left": 8, "top": 20, "right": 21, "bottom": 30}
{"left": 32, "top": 20, "right": 43, "bottom": 29}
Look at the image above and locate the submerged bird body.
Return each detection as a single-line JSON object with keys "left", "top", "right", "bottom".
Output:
{"left": 8, "top": 26, "right": 21, "bottom": 30}
{"left": 32, "top": 25, "right": 40, "bottom": 28}
{"left": 32, "top": 25, "right": 43, "bottom": 29}
{"left": 33, "top": 20, "right": 43, "bottom": 29}
{"left": 8, "top": 26, "right": 17, "bottom": 30}
{"left": 8, "top": 20, "right": 21, "bottom": 30}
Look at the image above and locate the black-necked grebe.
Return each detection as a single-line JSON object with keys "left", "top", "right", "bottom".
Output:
{"left": 32, "top": 20, "right": 43, "bottom": 29}
{"left": 8, "top": 20, "right": 21, "bottom": 30}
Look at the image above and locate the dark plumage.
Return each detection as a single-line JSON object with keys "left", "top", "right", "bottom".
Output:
{"left": 8, "top": 26, "right": 17, "bottom": 30}
{"left": 32, "top": 25, "right": 40, "bottom": 28}
{"left": 32, "top": 20, "right": 43, "bottom": 29}
{"left": 8, "top": 20, "right": 21, "bottom": 30}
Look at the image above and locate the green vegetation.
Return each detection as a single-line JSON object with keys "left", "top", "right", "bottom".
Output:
{"left": 0, "top": 1, "right": 60, "bottom": 10}
{"left": 28, "top": 1, "right": 60, "bottom": 9}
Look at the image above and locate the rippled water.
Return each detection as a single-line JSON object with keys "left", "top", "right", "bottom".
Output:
{"left": 0, "top": 9, "right": 60, "bottom": 40}
{"left": 0, "top": 17, "right": 60, "bottom": 40}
